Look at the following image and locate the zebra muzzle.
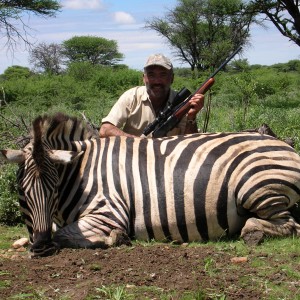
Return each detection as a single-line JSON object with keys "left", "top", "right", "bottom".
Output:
{"left": 30, "top": 241, "right": 60, "bottom": 258}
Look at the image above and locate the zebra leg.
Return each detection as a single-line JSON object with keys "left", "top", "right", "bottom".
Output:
{"left": 240, "top": 196, "right": 300, "bottom": 245}
{"left": 53, "top": 221, "right": 131, "bottom": 249}
{"left": 107, "top": 228, "right": 132, "bottom": 247}
{"left": 241, "top": 216, "right": 300, "bottom": 245}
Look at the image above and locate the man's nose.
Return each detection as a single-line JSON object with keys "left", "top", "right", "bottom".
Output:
{"left": 151, "top": 76, "right": 163, "bottom": 84}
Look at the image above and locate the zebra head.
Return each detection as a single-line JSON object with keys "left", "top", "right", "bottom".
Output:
{"left": 0, "top": 114, "right": 84, "bottom": 257}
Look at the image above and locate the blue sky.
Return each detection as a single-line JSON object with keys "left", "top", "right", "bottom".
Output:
{"left": 1, "top": 0, "right": 299, "bottom": 73}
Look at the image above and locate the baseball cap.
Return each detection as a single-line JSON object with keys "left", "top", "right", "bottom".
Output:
{"left": 144, "top": 54, "right": 173, "bottom": 70}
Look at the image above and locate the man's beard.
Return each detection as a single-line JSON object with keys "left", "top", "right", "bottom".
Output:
{"left": 148, "top": 84, "right": 168, "bottom": 99}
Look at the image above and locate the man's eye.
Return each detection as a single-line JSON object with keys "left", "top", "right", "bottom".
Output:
{"left": 146, "top": 72, "right": 169, "bottom": 79}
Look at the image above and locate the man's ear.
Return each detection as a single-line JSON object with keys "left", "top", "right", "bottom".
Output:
{"left": 171, "top": 72, "right": 174, "bottom": 84}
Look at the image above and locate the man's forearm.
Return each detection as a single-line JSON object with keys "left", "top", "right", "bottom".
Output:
{"left": 99, "top": 123, "right": 135, "bottom": 138}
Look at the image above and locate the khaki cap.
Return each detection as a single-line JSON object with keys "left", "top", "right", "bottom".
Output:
{"left": 144, "top": 54, "right": 173, "bottom": 70}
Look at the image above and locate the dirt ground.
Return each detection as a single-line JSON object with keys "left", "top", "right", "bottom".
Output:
{"left": 1, "top": 241, "right": 299, "bottom": 300}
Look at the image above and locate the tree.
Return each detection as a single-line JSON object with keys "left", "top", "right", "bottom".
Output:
{"left": 3, "top": 65, "right": 32, "bottom": 80}
{"left": 145, "top": 0, "right": 256, "bottom": 71}
{"left": 29, "top": 42, "right": 64, "bottom": 74}
{"left": 62, "top": 36, "right": 124, "bottom": 66}
{"left": 228, "top": 58, "right": 251, "bottom": 71}
{"left": 0, "top": 0, "right": 61, "bottom": 49}
{"left": 247, "top": 0, "right": 300, "bottom": 46}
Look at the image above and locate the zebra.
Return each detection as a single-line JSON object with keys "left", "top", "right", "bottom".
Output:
{"left": 1, "top": 113, "right": 300, "bottom": 257}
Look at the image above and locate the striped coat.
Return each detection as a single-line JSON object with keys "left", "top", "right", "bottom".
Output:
{"left": 1, "top": 113, "right": 300, "bottom": 256}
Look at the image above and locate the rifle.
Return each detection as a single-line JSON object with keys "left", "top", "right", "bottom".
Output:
{"left": 142, "top": 46, "right": 242, "bottom": 138}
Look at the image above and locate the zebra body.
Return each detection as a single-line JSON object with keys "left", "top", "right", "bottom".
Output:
{"left": 1, "top": 113, "right": 300, "bottom": 256}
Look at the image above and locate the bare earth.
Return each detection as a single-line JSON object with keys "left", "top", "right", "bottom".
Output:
{"left": 1, "top": 241, "right": 299, "bottom": 299}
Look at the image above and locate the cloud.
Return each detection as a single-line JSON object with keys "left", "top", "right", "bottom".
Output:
{"left": 62, "top": 0, "right": 104, "bottom": 10}
{"left": 113, "top": 12, "right": 135, "bottom": 25}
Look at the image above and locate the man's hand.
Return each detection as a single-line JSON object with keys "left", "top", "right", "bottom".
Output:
{"left": 187, "top": 93, "right": 205, "bottom": 120}
{"left": 99, "top": 123, "right": 136, "bottom": 138}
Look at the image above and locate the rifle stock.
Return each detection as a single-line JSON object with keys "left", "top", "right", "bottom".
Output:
{"left": 173, "top": 77, "right": 215, "bottom": 121}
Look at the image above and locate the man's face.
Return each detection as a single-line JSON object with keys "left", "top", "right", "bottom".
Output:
{"left": 143, "top": 66, "right": 174, "bottom": 100}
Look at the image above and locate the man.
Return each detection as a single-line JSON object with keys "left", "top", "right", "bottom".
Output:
{"left": 99, "top": 54, "right": 204, "bottom": 138}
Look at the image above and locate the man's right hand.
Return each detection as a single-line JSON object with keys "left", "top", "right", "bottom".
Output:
{"left": 99, "top": 123, "right": 136, "bottom": 138}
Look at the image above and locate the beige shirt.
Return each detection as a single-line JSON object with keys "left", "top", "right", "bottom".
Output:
{"left": 101, "top": 86, "right": 187, "bottom": 137}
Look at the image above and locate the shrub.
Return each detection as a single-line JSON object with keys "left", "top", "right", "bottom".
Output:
{"left": 67, "top": 61, "right": 98, "bottom": 81}
{"left": 93, "top": 67, "right": 142, "bottom": 95}
{"left": 0, "top": 164, "right": 23, "bottom": 225}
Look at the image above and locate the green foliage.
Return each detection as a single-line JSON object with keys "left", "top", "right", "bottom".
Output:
{"left": 145, "top": 0, "right": 255, "bottom": 71}
{"left": 1, "top": 65, "right": 142, "bottom": 125}
{"left": 93, "top": 67, "right": 142, "bottom": 95}
{"left": 1, "top": 66, "right": 32, "bottom": 81}
{"left": 0, "top": 0, "right": 61, "bottom": 50}
{"left": 2, "top": 0, "right": 62, "bottom": 15}
{"left": 0, "top": 225, "right": 27, "bottom": 249}
{"left": 228, "top": 58, "right": 251, "bottom": 72}
{"left": 67, "top": 61, "right": 98, "bottom": 81}
{"left": 95, "top": 285, "right": 128, "bottom": 300}
{"left": 272, "top": 59, "right": 300, "bottom": 72}
{"left": 0, "top": 164, "right": 23, "bottom": 226}
{"left": 62, "top": 35, "right": 124, "bottom": 66}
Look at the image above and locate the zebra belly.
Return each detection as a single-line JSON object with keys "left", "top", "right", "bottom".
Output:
{"left": 133, "top": 195, "right": 247, "bottom": 242}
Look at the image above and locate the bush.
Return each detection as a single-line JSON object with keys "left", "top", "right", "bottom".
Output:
{"left": 0, "top": 164, "right": 23, "bottom": 225}
{"left": 93, "top": 67, "right": 142, "bottom": 96}
{"left": 67, "top": 61, "right": 98, "bottom": 81}
{"left": 2, "top": 65, "right": 32, "bottom": 81}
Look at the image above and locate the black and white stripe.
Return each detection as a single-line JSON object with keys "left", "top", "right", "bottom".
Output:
{"left": 2, "top": 113, "right": 300, "bottom": 256}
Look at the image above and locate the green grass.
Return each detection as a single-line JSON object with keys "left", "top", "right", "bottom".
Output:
{"left": 0, "top": 225, "right": 27, "bottom": 249}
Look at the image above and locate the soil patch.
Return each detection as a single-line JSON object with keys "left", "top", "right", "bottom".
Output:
{"left": 1, "top": 243, "right": 291, "bottom": 299}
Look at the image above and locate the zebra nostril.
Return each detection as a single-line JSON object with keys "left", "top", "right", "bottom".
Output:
{"left": 30, "top": 242, "right": 60, "bottom": 258}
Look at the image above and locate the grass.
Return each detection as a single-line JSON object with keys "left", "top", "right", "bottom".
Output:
{"left": 91, "top": 285, "right": 215, "bottom": 300}
{"left": 0, "top": 225, "right": 27, "bottom": 250}
{"left": 1, "top": 227, "right": 300, "bottom": 299}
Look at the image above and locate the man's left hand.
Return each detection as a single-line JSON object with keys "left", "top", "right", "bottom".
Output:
{"left": 187, "top": 93, "right": 204, "bottom": 119}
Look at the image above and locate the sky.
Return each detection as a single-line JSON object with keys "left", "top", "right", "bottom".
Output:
{"left": 0, "top": 0, "right": 299, "bottom": 74}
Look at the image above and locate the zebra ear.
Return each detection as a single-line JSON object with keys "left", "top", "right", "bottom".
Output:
{"left": 48, "top": 150, "right": 84, "bottom": 164}
{"left": 0, "top": 149, "right": 26, "bottom": 163}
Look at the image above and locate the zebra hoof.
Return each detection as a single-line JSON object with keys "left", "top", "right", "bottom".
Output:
{"left": 108, "top": 229, "right": 132, "bottom": 247}
{"left": 242, "top": 230, "right": 264, "bottom": 246}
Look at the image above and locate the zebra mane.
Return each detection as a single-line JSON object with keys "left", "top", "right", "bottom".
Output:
{"left": 31, "top": 113, "right": 98, "bottom": 152}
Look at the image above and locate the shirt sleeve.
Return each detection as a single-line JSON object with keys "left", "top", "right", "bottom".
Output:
{"left": 101, "top": 88, "right": 137, "bottom": 128}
